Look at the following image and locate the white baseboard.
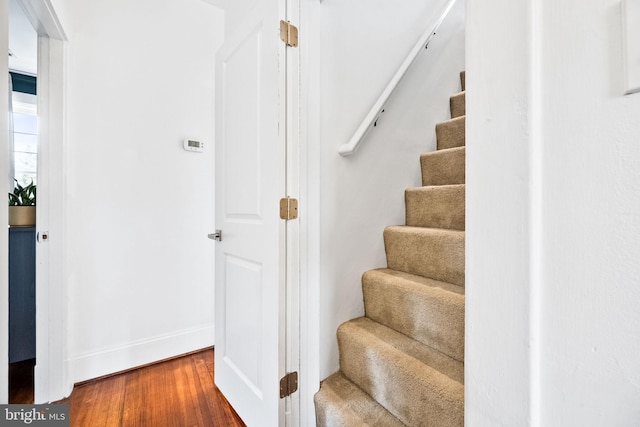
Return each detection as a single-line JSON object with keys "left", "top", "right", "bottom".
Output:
{"left": 68, "top": 324, "right": 215, "bottom": 384}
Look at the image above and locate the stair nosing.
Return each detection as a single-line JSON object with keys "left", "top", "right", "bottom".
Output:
{"left": 436, "top": 114, "right": 466, "bottom": 126}
{"left": 339, "top": 317, "right": 464, "bottom": 384}
{"left": 385, "top": 224, "right": 465, "bottom": 236}
{"left": 406, "top": 183, "right": 465, "bottom": 192}
{"left": 363, "top": 268, "right": 465, "bottom": 361}
{"left": 421, "top": 145, "right": 466, "bottom": 156}
{"left": 364, "top": 267, "right": 464, "bottom": 295}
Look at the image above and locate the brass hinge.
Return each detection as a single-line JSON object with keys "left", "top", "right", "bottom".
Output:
{"left": 280, "top": 20, "right": 299, "bottom": 47}
{"left": 280, "top": 372, "right": 298, "bottom": 398}
{"left": 280, "top": 197, "right": 299, "bottom": 220}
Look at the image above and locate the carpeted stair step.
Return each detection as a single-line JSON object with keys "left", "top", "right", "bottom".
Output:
{"left": 314, "top": 371, "right": 404, "bottom": 427}
{"left": 436, "top": 115, "right": 465, "bottom": 150}
{"left": 405, "top": 184, "right": 465, "bottom": 230}
{"left": 363, "top": 268, "right": 464, "bottom": 362}
{"left": 338, "top": 317, "right": 464, "bottom": 427}
{"left": 421, "top": 146, "right": 465, "bottom": 186}
{"left": 449, "top": 91, "right": 466, "bottom": 118}
{"left": 315, "top": 70, "right": 467, "bottom": 427}
{"left": 384, "top": 226, "right": 464, "bottom": 286}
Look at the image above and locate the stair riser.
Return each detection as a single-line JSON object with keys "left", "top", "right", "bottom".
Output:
{"left": 436, "top": 116, "right": 465, "bottom": 150}
{"left": 363, "top": 271, "right": 464, "bottom": 361}
{"left": 421, "top": 147, "right": 466, "bottom": 186}
{"left": 405, "top": 185, "right": 465, "bottom": 230}
{"left": 450, "top": 92, "right": 465, "bottom": 118}
{"left": 338, "top": 322, "right": 464, "bottom": 427}
{"left": 384, "top": 227, "right": 465, "bottom": 286}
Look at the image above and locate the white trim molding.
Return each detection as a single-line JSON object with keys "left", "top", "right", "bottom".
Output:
{"left": 16, "top": 0, "right": 66, "bottom": 41}
{"left": 622, "top": 0, "right": 640, "bottom": 95}
{"left": 69, "top": 325, "right": 215, "bottom": 383}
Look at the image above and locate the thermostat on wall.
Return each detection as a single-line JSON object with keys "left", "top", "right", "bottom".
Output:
{"left": 183, "top": 139, "right": 204, "bottom": 152}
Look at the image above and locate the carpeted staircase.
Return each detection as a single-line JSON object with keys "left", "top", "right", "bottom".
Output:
{"left": 314, "top": 71, "right": 466, "bottom": 426}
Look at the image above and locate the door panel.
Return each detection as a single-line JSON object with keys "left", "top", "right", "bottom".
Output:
{"left": 223, "top": 28, "right": 261, "bottom": 218}
{"left": 224, "top": 255, "right": 262, "bottom": 394}
{"left": 214, "top": 1, "right": 284, "bottom": 426}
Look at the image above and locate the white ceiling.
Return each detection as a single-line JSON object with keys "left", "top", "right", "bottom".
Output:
{"left": 8, "top": 0, "right": 38, "bottom": 76}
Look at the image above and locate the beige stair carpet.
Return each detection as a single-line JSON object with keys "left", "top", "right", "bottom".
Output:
{"left": 315, "top": 71, "right": 466, "bottom": 426}
{"left": 338, "top": 318, "right": 464, "bottom": 427}
{"left": 436, "top": 116, "right": 465, "bottom": 150}
{"left": 405, "top": 184, "right": 465, "bottom": 230}
{"left": 363, "top": 268, "right": 464, "bottom": 362}
{"left": 384, "top": 226, "right": 465, "bottom": 287}
{"left": 449, "top": 91, "right": 465, "bottom": 118}
{"left": 315, "top": 372, "right": 405, "bottom": 427}
{"left": 421, "top": 147, "right": 465, "bottom": 186}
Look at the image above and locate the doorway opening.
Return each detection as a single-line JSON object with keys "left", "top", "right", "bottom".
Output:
{"left": 7, "top": 0, "right": 38, "bottom": 403}
{"left": 3, "top": 0, "right": 67, "bottom": 404}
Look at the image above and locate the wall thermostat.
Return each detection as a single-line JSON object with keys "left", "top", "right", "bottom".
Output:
{"left": 183, "top": 139, "right": 204, "bottom": 152}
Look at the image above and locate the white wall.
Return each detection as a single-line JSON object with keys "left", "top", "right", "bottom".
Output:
{"left": 539, "top": 0, "right": 640, "bottom": 424}
{"left": 49, "top": 0, "right": 224, "bottom": 384}
{"left": 467, "top": 0, "right": 640, "bottom": 425}
{"left": 317, "top": 0, "right": 465, "bottom": 378}
{"left": 465, "top": 0, "right": 537, "bottom": 423}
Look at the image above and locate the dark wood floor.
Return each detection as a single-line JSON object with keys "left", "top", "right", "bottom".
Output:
{"left": 9, "top": 358, "right": 35, "bottom": 404}
{"left": 56, "top": 348, "right": 246, "bottom": 427}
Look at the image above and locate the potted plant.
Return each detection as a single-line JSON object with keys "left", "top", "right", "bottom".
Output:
{"left": 8, "top": 179, "right": 36, "bottom": 227}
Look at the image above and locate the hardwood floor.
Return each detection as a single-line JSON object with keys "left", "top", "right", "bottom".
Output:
{"left": 9, "top": 358, "right": 35, "bottom": 404}
{"left": 56, "top": 348, "right": 246, "bottom": 427}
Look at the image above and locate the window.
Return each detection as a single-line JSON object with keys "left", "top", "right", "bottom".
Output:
{"left": 9, "top": 73, "right": 37, "bottom": 187}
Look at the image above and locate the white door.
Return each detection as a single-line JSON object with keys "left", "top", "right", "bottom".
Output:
{"left": 214, "top": 0, "right": 293, "bottom": 425}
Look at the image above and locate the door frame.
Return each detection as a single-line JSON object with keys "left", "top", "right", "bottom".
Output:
{"left": 33, "top": 29, "right": 68, "bottom": 403}
{"left": 296, "top": 0, "right": 321, "bottom": 424}
{"left": 283, "top": 0, "right": 301, "bottom": 423}
{"left": 1, "top": 1, "right": 10, "bottom": 404}
{"left": 1, "top": 0, "right": 68, "bottom": 404}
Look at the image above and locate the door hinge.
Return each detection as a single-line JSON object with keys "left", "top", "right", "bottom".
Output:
{"left": 280, "top": 371, "right": 298, "bottom": 398}
{"left": 280, "top": 20, "right": 299, "bottom": 47}
{"left": 280, "top": 197, "right": 299, "bottom": 220}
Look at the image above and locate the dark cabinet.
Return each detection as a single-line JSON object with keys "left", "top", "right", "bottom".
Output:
{"left": 9, "top": 227, "right": 36, "bottom": 363}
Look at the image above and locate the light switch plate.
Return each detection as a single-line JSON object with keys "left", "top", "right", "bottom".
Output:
{"left": 622, "top": 0, "right": 640, "bottom": 95}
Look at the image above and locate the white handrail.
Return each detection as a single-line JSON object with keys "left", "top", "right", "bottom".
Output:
{"left": 338, "top": 0, "right": 458, "bottom": 157}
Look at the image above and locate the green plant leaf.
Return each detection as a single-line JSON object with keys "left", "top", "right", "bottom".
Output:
{"left": 8, "top": 178, "right": 36, "bottom": 206}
